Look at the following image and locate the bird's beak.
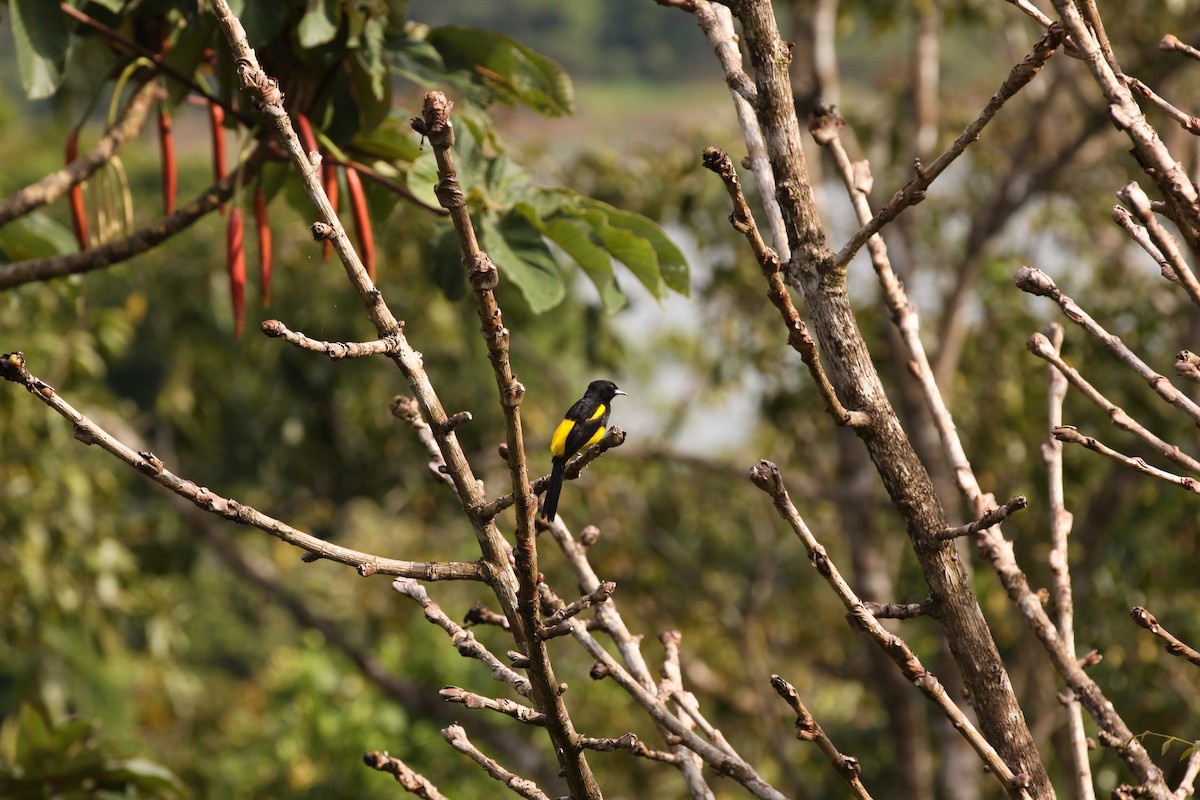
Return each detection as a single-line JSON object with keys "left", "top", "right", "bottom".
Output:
{"left": 615, "top": 389, "right": 628, "bottom": 396}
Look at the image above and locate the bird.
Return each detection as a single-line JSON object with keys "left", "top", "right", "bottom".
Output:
{"left": 540, "top": 380, "right": 626, "bottom": 522}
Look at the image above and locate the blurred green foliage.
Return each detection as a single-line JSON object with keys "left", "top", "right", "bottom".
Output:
{"left": 2, "top": 1, "right": 1200, "bottom": 799}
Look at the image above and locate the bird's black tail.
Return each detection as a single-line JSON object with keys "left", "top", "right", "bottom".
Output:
{"left": 540, "top": 459, "right": 566, "bottom": 521}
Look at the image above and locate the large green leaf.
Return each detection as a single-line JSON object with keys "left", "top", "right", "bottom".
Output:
{"left": 426, "top": 26, "right": 574, "bottom": 117}
{"left": 299, "top": 0, "right": 341, "bottom": 48}
{"left": 575, "top": 207, "right": 665, "bottom": 300}
{"left": 482, "top": 212, "right": 565, "bottom": 312}
{"left": 514, "top": 202, "right": 625, "bottom": 313}
{"left": 0, "top": 213, "right": 78, "bottom": 263}
{"left": 10, "top": 0, "right": 70, "bottom": 99}
{"left": 581, "top": 199, "right": 690, "bottom": 296}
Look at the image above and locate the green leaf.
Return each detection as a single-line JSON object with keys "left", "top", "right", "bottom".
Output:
{"left": 574, "top": 206, "right": 665, "bottom": 300}
{"left": 0, "top": 213, "right": 78, "bottom": 262}
{"left": 429, "top": 224, "right": 466, "bottom": 301}
{"left": 163, "top": 15, "right": 218, "bottom": 106}
{"left": 426, "top": 26, "right": 574, "bottom": 116}
{"left": 483, "top": 212, "right": 565, "bottom": 313}
{"left": 10, "top": 0, "right": 70, "bottom": 99}
{"left": 348, "top": 116, "right": 424, "bottom": 164}
{"left": 514, "top": 202, "right": 625, "bottom": 313}
{"left": 347, "top": 49, "right": 392, "bottom": 132}
{"left": 299, "top": 0, "right": 341, "bottom": 48}
{"left": 405, "top": 153, "right": 441, "bottom": 211}
{"left": 581, "top": 198, "right": 689, "bottom": 295}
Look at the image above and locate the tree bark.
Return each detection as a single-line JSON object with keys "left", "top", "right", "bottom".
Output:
{"left": 733, "top": 1, "right": 1052, "bottom": 794}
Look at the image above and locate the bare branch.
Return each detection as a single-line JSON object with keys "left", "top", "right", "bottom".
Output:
{"left": 1026, "top": 332, "right": 1200, "bottom": 475}
{"left": 1116, "top": 182, "right": 1200, "bottom": 308}
{"left": 260, "top": 319, "right": 403, "bottom": 359}
{"left": 0, "top": 352, "right": 480, "bottom": 580}
{"left": 363, "top": 751, "right": 448, "bottom": 799}
{"left": 702, "top": 146, "right": 869, "bottom": 429}
{"left": 1016, "top": 266, "right": 1200, "bottom": 425}
{"left": 1052, "top": 426, "right": 1200, "bottom": 494}
{"left": 1176, "top": 350, "right": 1200, "bottom": 384}
{"left": 0, "top": 79, "right": 157, "bottom": 227}
{"left": 442, "top": 724, "right": 551, "bottom": 800}
{"left": 577, "top": 733, "right": 682, "bottom": 765}
{"left": 749, "top": 460, "right": 1032, "bottom": 797}
{"left": 1039, "top": 323, "right": 1096, "bottom": 800}
{"left": 542, "top": 581, "right": 615, "bottom": 629}
{"left": 439, "top": 686, "right": 546, "bottom": 725}
{"left": 831, "top": 24, "right": 1066, "bottom": 271}
{"left": 1112, "top": 205, "right": 1173, "bottom": 281}
{"left": 1130, "top": 608, "right": 1200, "bottom": 667}
{"left": 0, "top": 147, "right": 262, "bottom": 291}
{"left": 391, "top": 578, "right": 532, "bottom": 697}
{"left": 861, "top": 601, "right": 928, "bottom": 620}
{"left": 935, "top": 496, "right": 1028, "bottom": 541}
{"left": 1159, "top": 34, "right": 1200, "bottom": 63}
{"left": 389, "top": 396, "right": 460, "bottom": 494}
{"left": 769, "top": 675, "right": 872, "bottom": 800}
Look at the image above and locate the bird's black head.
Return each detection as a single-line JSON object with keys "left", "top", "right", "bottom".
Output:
{"left": 586, "top": 380, "right": 626, "bottom": 402}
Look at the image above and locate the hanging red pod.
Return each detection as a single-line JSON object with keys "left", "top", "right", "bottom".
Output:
{"left": 253, "top": 186, "right": 273, "bottom": 308}
{"left": 65, "top": 130, "right": 88, "bottom": 249}
{"left": 345, "top": 166, "right": 375, "bottom": 281}
{"left": 227, "top": 206, "right": 247, "bottom": 338}
{"left": 158, "top": 105, "right": 177, "bottom": 215}
{"left": 209, "top": 100, "right": 227, "bottom": 215}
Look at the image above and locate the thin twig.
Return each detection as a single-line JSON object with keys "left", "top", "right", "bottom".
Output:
{"left": 0, "top": 147, "right": 262, "bottom": 290}
{"left": 1026, "top": 332, "right": 1200, "bottom": 475}
{"left": 748, "top": 460, "right": 1031, "bottom": 798}
{"left": 1159, "top": 34, "right": 1200, "bottom": 64}
{"left": 1130, "top": 608, "right": 1200, "bottom": 667}
{"left": 1039, "top": 323, "right": 1096, "bottom": 800}
{"left": 702, "top": 146, "right": 869, "bottom": 428}
{"left": 1016, "top": 266, "right": 1200, "bottom": 425}
{"left": 577, "top": 734, "right": 682, "bottom": 764}
{"left": 0, "top": 78, "right": 157, "bottom": 227}
{"left": 439, "top": 686, "right": 546, "bottom": 725}
{"left": 831, "top": 24, "right": 1065, "bottom": 271}
{"left": 541, "top": 582, "right": 615, "bottom": 628}
{"left": 1053, "top": 426, "right": 1200, "bottom": 494}
{"left": 391, "top": 578, "right": 531, "bottom": 697}
{"left": 1112, "top": 205, "right": 1173, "bottom": 281}
{"left": 769, "top": 675, "right": 872, "bottom": 799}
{"left": 862, "top": 601, "right": 927, "bottom": 620}
{"left": 389, "top": 396, "right": 460, "bottom": 494}
{"left": 935, "top": 496, "right": 1028, "bottom": 541}
{"left": 0, "top": 352, "right": 478, "bottom": 580}
{"left": 1124, "top": 77, "right": 1200, "bottom": 135}
{"left": 1176, "top": 351, "right": 1200, "bottom": 384}
{"left": 1116, "top": 182, "right": 1200, "bottom": 308}
{"left": 260, "top": 319, "right": 403, "bottom": 359}
{"left": 363, "top": 751, "right": 448, "bottom": 799}
{"left": 442, "top": 724, "right": 551, "bottom": 800}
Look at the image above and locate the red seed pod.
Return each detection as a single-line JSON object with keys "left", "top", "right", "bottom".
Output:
{"left": 65, "top": 130, "right": 88, "bottom": 249}
{"left": 295, "top": 113, "right": 319, "bottom": 161}
{"left": 208, "top": 101, "right": 227, "bottom": 215}
{"left": 227, "top": 207, "right": 246, "bottom": 338}
{"left": 344, "top": 166, "right": 375, "bottom": 280}
{"left": 322, "top": 161, "right": 339, "bottom": 262}
{"left": 253, "top": 186, "right": 273, "bottom": 307}
{"left": 158, "top": 105, "right": 177, "bottom": 215}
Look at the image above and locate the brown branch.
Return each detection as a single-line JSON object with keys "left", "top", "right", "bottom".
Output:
{"left": 935, "top": 496, "right": 1028, "bottom": 541}
{"left": 1016, "top": 266, "right": 1200, "bottom": 425}
{"left": 391, "top": 578, "right": 531, "bottom": 697}
{"left": 1176, "top": 350, "right": 1200, "bottom": 384}
{"left": 542, "top": 521, "right": 715, "bottom": 799}
{"left": 831, "top": 24, "right": 1066, "bottom": 271}
{"left": 541, "top": 581, "right": 615, "bottom": 629}
{"left": 442, "top": 724, "right": 551, "bottom": 800}
{"left": 701, "top": 146, "right": 868, "bottom": 428}
{"left": 1130, "top": 608, "right": 1200, "bottom": 668}
{"left": 260, "top": 319, "right": 403, "bottom": 359}
{"left": 1112, "top": 205, "right": 1173, "bottom": 281}
{"left": 341, "top": 156, "right": 449, "bottom": 217}
{"left": 1159, "top": 34, "right": 1200, "bottom": 63}
{"left": 0, "top": 147, "right": 262, "bottom": 291}
{"left": 0, "top": 79, "right": 157, "bottom": 227}
{"left": 1026, "top": 332, "right": 1200, "bottom": 475}
{"left": 769, "top": 675, "right": 871, "bottom": 800}
{"left": 0, "top": 352, "right": 481, "bottom": 581}
{"left": 577, "top": 733, "right": 681, "bottom": 764}
{"left": 1050, "top": 0, "right": 1200, "bottom": 256}
{"left": 861, "top": 601, "right": 928, "bottom": 620}
{"left": 1053, "top": 426, "right": 1200, "bottom": 494}
{"left": 406, "top": 90, "right": 601, "bottom": 794}
{"left": 1125, "top": 77, "right": 1200, "bottom": 136}
{"left": 439, "top": 686, "right": 546, "bottom": 725}
{"left": 1039, "top": 323, "right": 1096, "bottom": 800}
{"left": 1116, "top": 182, "right": 1200, "bottom": 308}
{"left": 748, "top": 460, "right": 1032, "bottom": 798}
{"left": 971, "top": 486, "right": 1173, "bottom": 796}
{"left": 363, "top": 751, "right": 448, "bottom": 799}
{"left": 389, "top": 395, "right": 460, "bottom": 495}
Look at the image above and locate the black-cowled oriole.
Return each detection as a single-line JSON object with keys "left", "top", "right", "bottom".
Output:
{"left": 540, "top": 380, "right": 626, "bottom": 522}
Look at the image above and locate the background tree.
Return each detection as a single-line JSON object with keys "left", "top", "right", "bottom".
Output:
{"left": 2, "top": 1, "right": 1199, "bottom": 799}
